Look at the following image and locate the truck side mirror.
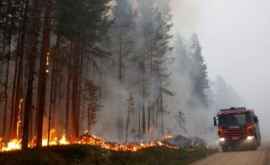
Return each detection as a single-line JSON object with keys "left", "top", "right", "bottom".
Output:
{"left": 254, "top": 116, "right": 258, "bottom": 123}
{"left": 213, "top": 117, "right": 217, "bottom": 127}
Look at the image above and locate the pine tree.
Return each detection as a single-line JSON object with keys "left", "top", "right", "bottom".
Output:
{"left": 56, "top": 0, "right": 111, "bottom": 139}
{"left": 85, "top": 80, "right": 97, "bottom": 133}
{"left": 189, "top": 34, "right": 209, "bottom": 108}
{"left": 110, "top": 0, "right": 134, "bottom": 82}
{"left": 174, "top": 35, "right": 190, "bottom": 74}
{"left": 136, "top": 0, "right": 173, "bottom": 136}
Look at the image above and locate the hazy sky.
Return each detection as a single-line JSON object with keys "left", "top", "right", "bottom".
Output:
{"left": 171, "top": 0, "right": 270, "bottom": 137}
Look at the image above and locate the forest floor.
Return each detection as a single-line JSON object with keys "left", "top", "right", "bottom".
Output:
{"left": 0, "top": 145, "right": 216, "bottom": 165}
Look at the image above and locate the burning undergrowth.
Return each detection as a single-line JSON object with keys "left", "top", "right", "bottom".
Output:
{"left": 0, "top": 143, "right": 211, "bottom": 165}
{"left": 0, "top": 131, "right": 177, "bottom": 153}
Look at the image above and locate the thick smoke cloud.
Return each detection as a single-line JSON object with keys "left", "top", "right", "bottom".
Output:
{"left": 171, "top": 0, "right": 270, "bottom": 140}
{"left": 170, "top": 0, "right": 200, "bottom": 34}
{"left": 93, "top": 0, "right": 265, "bottom": 144}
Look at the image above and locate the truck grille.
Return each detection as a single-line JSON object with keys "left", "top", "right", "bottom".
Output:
{"left": 224, "top": 128, "right": 243, "bottom": 139}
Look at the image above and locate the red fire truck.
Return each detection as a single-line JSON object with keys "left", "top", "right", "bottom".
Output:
{"left": 213, "top": 107, "right": 261, "bottom": 152}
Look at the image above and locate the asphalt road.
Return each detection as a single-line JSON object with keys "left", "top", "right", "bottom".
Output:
{"left": 192, "top": 147, "right": 270, "bottom": 165}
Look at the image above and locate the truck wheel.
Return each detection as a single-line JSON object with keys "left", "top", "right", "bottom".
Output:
{"left": 252, "top": 139, "right": 259, "bottom": 150}
{"left": 252, "top": 144, "right": 259, "bottom": 151}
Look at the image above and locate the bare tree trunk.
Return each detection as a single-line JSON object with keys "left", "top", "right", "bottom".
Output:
{"left": 10, "top": 3, "right": 27, "bottom": 139}
{"left": 47, "top": 60, "right": 54, "bottom": 145}
{"left": 125, "top": 108, "right": 130, "bottom": 143}
{"left": 71, "top": 40, "right": 81, "bottom": 139}
{"left": 36, "top": 0, "right": 52, "bottom": 148}
{"left": 138, "top": 110, "right": 141, "bottom": 137}
{"left": 87, "top": 105, "right": 90, "bottom": 133}
{"left": 142, "top": 60, "right": 146, "bottom": 135}
{"left": 147, "top": 105, "right": 151, "bottom": 135}
{"left": 9, "top": 37, "right": 19, "bottom": 139}
{"left": 142, "top": 104, "right": 146, "bottom": 134}
{"left": 2, "top": 29, "right": 11, "bottom": 141}
{"left": 47, "top": 41, "right": 57, "bottom": 144}
{"left": 118, "top": 32, "right": 123, "bottom": 81}
{"left": 1, "top": 0, "right": 10, "bottom": 140}
{"left": 160, "top": 93, "right": 164, "bottom": 136}
{"left": 65, "top": 47, "right": 71, "bottom": 137}
{"left": 52, "top": 35, "right": 61, "bottom": 132}
{"left": 48, "top": 35, "right": 61, "bottom": 138}
{"left": 65, "top": 75, "right": 70, "bottom": 136}
{"left": 22, "top": 0, "right": 42, "bottom": 149}
{"left": 158, "top": 84, "right": 165, "bottom": 136}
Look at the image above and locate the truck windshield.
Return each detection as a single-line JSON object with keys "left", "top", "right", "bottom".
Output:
{"left": 218, "top": 113, "right": 251, "bottom": 127}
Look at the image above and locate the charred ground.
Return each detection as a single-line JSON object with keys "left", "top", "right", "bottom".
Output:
{"left": 0, "top": 145, "right": 213, "bottom": 165}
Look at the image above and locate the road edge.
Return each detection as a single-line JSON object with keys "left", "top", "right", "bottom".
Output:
{"left": 263, "top": 150, "right": 270, "bottom": 165}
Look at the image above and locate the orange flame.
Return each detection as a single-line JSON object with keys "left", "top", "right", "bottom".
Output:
{"left": 0, "top": 130, "right": 177, "bottom": 152}
{"left": 59, "top": 134, "right": 69, "bottom": 145}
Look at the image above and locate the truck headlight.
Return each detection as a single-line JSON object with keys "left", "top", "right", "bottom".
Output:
{"left": 246, "top": 136, "right": 255, "bottom": 141}
{"left": 219, "top": 137, "right": 226, "bottom": 142}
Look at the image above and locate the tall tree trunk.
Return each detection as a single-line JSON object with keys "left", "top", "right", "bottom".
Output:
{"left": 142, "top": 104, "right": 146, "bottom": 134}
{"left": 1, "top": 0, "right": 10, "bottom": 140}
{"left": 22, "top": 0, "right": 41, "bottom": 150}
{"left": 118, "top": 32, "right": 123, "bottom": 81}
{"left": 2, "top": 29, "right": 11, "bottom": 141}
{"left": 159, "top": 90, "right": 165, "bottom": 136}
{"left": 125, "top": 108, "right": 130, "bottom": 143}
{"left": 147, "top": 105, "right": 151, "bottom": 135}
{"left": 138, "top": 110, "right": 141, "bottom": 137}
{"left": 65, "top": 70, "right": 71, "bottom": 137}
{"left": 65, "top": 42, "right": 72, "bottom": 138}
{"left": 71, "top": 40, "right": 81, "bottom": 139}
{"left": 47, "top": 43, "right": 57, "bottom": 144}
{"left": 52, "top": 35, "right": 61, "bottom": 132}
{"left": 36, "top": 0, "right": 52, "bottom": 148}
{"left": 10, "top": 0, "right": 28, "bottom": 138}
{"left": 9, "top": 36, "right": 19, "bottom": 139}
{"left": 87, "top": 105, "right": 90, "bottom": 133}
{"left": 141, "top": 59, "right": 146, "bottom": 135}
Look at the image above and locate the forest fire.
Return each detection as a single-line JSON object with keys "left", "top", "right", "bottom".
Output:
{"left": 0, "top": 0, "right": 195, "bottom": 157}
{"left": 0, "top": 131, "right": 177, "bottom": 152}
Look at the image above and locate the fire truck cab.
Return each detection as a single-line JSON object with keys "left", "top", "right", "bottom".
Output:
{"left": 213, "top": 107, "right": 261, "bottom": 152}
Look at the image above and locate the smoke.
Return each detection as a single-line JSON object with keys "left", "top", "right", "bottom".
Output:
{"left": 93, "top": 75, "right": 130, "bottom": 142}
{"left": 210, "top": 76, "right": 244, "bottom": 110}
{"left": 170, "top": 0, "right": 200, "bottom": 34}
{"left": 168, "top": 0, "right": 270, "bottom": 144}
{"left": 92, "top": 0, "right": 211, "bottom": 143}
{"left": 91, "top": 0, "right": 246, "bottom": 145}
{"left": 166, "top": 35, "right": 212, "bottom": 142}
{"left": 168, "top": 34, "right": 244, "bottom": 143}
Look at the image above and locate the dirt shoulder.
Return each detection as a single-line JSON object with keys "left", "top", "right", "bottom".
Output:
{"left": 191, "top": 149, "right": 269, "bottom": 165}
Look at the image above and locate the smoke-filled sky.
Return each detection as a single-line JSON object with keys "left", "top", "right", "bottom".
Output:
{"left": 171, "top": 0, "right": 270, "bottom": 137}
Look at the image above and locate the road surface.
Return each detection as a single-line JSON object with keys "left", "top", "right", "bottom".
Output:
{"left": 192, "top": 148, "right": 270, "bottom": 165}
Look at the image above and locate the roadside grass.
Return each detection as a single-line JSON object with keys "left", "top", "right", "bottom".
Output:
{"left": 0, "top": 145, "right": 217, "bottom": 165}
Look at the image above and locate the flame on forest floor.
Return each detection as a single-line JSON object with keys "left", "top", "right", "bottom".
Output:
{"left": 1, "top": 139, "right": 22, "bottom": 152}
{"left": 0, "top": 129, "right": 177, "bottom": 152}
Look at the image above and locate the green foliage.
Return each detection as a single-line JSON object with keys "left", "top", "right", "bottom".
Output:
{"left": 174, "top": 34, "right": 210, "bottom": 108}
{"left": 161, "top": 87, "right": 174, "bottom": 96}
{"left": 0, "top": 145, "right": 211, "bottom": 165}
{"left": 56, "top": 0, "right": 111, "bottom": 41}
{"left": 190, "top": 34, "right": 209, "bottom": 107}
